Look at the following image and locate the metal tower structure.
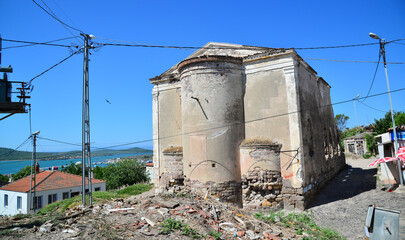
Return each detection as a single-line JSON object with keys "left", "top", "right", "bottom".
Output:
{"left": 81, "top": 33, "right": 93, "bottom": 206}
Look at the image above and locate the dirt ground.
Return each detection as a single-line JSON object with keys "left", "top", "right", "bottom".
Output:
{"left": 308, "top": 156, "right": 405, "bottom": 240}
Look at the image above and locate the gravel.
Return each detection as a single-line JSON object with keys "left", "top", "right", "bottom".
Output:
{"left": 308, "top": 157, "right": 405, "bottom": 240}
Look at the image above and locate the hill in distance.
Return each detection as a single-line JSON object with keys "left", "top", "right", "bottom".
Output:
{"left": 0, "top": 147, "right": 152, "bottom": 161}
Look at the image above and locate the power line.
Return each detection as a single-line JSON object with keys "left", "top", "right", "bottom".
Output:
{"left": 303, "top": 57, "right": 405, "bottom": 65}
{"left": 2, "top": 37, "right": 77, "bottom": 50}
{"left": 94, "top": 38, "right": 405, "bottom": 50}
{"left": 38, "top": 0, "right": 82, "bottom": 44}
{"left": 357, "top": 101, "right": 386, "bottom": 113}
{"left": 0, "top": 136, "right": 32, "bottom": 158}
{"left": 387, "top": 38, "right": 405, "bottom": 44}
{"left": 27, "top": 49, "right": 81, "bottom": 86}
{"left": 32, "top": 0, "right": 83, "bottom": 33}
{"left": 2, "top": 38, "right": 72, "bottom": 48}
{"left": 29, "top": 87, "right": 405, "bottom": 151}
{"left": 360, "top": 52, "right": 381, "bottom": 103}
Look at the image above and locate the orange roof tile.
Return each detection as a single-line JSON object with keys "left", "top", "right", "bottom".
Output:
{"left": 0, "top": 171, "right": 106, "bottom": 193}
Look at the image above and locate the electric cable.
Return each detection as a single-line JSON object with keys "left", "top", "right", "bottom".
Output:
{"left": 93, "top": 38, "right": 405, "bottom": 50}
{"left": 19, "top": 87, "right": 405, "bottom": 152}
{"left": 38, "top": 0, "right": 82, "bottom": 44}
{"left": 2, "top": 37, "right": 77, "bottom": 50}
{"left": 32, "top": 0, "right": 83, "bottom": 33}
{"left": 360, "top": 52, "right": 381, "bottom": 103}
{"left": 303, "top": 57, "right": 405, "bottom": 65}
{"left": 357, "top": 101, "right": 386, "bottom": 113}
{"left": 26, "top": 49, "right": 81, "bottom": 86}
{"left": 2, "top": 38, "right": 71, "bottom": 48}
{"left": 0, "top": 136, "right": 32, "bottom": 158}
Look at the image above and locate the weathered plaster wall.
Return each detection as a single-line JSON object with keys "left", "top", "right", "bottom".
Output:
{"left": 178, "top": 56, "right": 245, "bottom": 204}
{"left": 296, "top": 60, "right": 345, "bottom": 207}
{"left": 244, "top": 55, "right": 302, "bottom": 190}
{"left": 152, "top": 82, "right": 182, "bottom": 187}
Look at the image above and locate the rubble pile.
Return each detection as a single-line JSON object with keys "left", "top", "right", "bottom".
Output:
{"left": 1, "top": 189, "right": 306, "bottom": 239}
{"left": 242, "top": 168, "right": 283, "bottom": 210}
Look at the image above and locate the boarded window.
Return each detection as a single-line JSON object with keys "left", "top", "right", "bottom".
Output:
{"left": 189, "top": 134, "right": 207, "bottom": 166}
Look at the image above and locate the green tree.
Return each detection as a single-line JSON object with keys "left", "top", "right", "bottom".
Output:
{"left": 335, "top": 114, "right": 349, "bottom": 132}
{"left": 60, "top": 162, "right": 88, "bottom": 176}
{"left": 0, "top": 174, "right": 9, "bottom": 183}
{"left": 374, "top": 111, "right": 405, "bottom": 134}
{"left": 12, "top": 165, "right": 32, "bottom": 181}
{"left": 394, "top": 112, "right": 405, "bottom": 126}
{"left": 102, "top": 159, "right": 148, "bottom": 190}
{"left": 364, "top": 134, "right": 377, "bottom": 155}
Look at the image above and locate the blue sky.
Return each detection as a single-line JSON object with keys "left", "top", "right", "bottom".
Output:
{"left": 0, "top": 0, "right": 404, "bottom": 152}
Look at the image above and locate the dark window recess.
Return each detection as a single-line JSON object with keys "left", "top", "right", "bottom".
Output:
{"left": 70, "top": 192, "right": 80, "bottom": 197}
{"left": 33, "top": 196, "right": 43, "bottom": 209}
{"left": 63, "top": 192, "right": 69, "bottom": 200}
{"left": 4, "top": 194, "right": 8, "bottom": 207}
{"left": 17, "top": 196, "right": 22, "bottom": 209}
{"left": 95, "top": 187, "right": 101, "bottom": 191}
{"left": 48, "top": 194, "right": 57, "bottom": 204}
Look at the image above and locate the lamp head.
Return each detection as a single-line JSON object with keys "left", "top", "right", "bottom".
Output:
{"left": 369, "top": 32, "right": 380, "bottom": 40}
{"left": 33, "top": 131, "right": 40, "bottom": 136}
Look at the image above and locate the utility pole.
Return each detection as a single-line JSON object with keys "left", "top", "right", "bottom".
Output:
{"left": 369, "top": 32, "right": 403, "bottom": 185}
{"left": 81, "top": 33, "right": 94, "bottom": 206}
{"left": 29, "top": 131, "right": 40, "bottom": 212}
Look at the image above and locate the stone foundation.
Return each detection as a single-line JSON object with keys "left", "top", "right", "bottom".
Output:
{"left": 240, "top": 143, "right": 284, "bottom": 209}
{"left": 185, "top": 179, "right": 242, "bottom": 206}
{"left": 242, "top": 168, "right": 283, "bottom": 210}
{"left": 157, "top": 151, "right": 184, "bottom": 193}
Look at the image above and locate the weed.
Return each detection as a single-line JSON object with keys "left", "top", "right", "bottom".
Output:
{"left": 208, "top": 230, "right": 222, "bottom": 240}
{"left": 255, "top": 211, "right": 345, "bottom": 240}
{"left": 38, "top": 183, "right": 152, "bottom": 214}
{"left": 160, "top": 218, "right": 202, "bottom": 239}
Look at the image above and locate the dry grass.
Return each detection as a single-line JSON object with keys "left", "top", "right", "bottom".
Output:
{"left": 163, "top": 146, "right": 183, "bottom": 153}
{"left": 240, "top": 137, "right": 276, "bottom": 146}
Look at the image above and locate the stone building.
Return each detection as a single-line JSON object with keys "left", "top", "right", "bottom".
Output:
{"left": 149, "top": 42, "right": 345, "bottom": 209}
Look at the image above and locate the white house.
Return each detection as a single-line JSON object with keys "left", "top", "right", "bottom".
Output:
{"left": 0, "top": 170, "right": 106, "bottom": 216}
{"left": 376, "top": 126, "right": 405, "bottom": 185}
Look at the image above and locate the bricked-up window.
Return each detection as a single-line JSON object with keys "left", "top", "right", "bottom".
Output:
{"left": 63, "top": 192, "right": 69, "bottom": 200}
{"left": 17, "top": 196, "right": 22, "bottom": 209}
{"left": 33, "top": 196, "right": 43, "bottom": 209}
{"left": 4, "top": 194, "right": 8, "bottom": 207}
{"left": 48, "top": 194, "right": 57, "bottom": 204}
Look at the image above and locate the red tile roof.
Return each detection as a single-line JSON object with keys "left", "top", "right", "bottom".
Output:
{"left": 145, "top": 163, "right": 154, "bottom": 167}
{"left": 0, "top": 171, "right": 106, "bottom": 193}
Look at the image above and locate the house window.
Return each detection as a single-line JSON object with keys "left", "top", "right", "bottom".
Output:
{"left": 63, "top": 192, "right": 69, "bottom": 200}
{"left": 95, "top": 187, "right": 101, "bottom": 191}
{"left": 17, "top": 196, "right": 22, "bottom": 210}
{"left": 4, "top": 194, "right": 8, "bottom": 207}
{"left": 33, "top": 196, "right": 43, "bottom": 209}
{"left": 48, "top": 194, "right": 57, "bottom": 204}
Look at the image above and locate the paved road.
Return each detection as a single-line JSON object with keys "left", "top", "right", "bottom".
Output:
{"left": 308, "top": 157, "right": 405, "bottom": 240}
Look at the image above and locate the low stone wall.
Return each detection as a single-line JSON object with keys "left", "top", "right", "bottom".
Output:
{"left": 242, "top": 168, "right": 283, "bottom": 209}
{"left": 158, "top": 151, "right": 184, "bottom": 193}
{"left": 240, "top": 144, "right": 283, "bottom": 209}
{"left": 185, "top": 179, "right": 242, "bottom": 206}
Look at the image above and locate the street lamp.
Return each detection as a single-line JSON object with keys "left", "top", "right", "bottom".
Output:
{"left": 369, "top": 32, "right": 403, "bottom": 185}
